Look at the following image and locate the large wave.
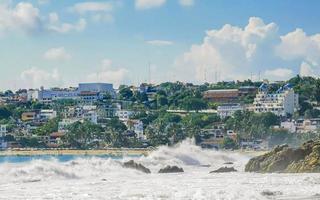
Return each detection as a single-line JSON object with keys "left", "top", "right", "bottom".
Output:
{"left": 0, "top": 139, "right": 251, "bottom": 183}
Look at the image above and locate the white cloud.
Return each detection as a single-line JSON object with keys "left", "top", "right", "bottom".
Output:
{"left": 179, "top": 0, "right": 194, "bottom": 6}
{"left": 71, "top": 2, "right": 113, "bottom": 14}
{"left": 19, "top": 67, "right": 61, "bottom": 88}
{"left": 147, "top": 40, "right": 173, "bottom": 46}
{"left": 300, "top": 61, "right": 315, "bottom": 77}
{"left": 173, "top": 17, "right": 320, "bottom": 82}
{"left": 43, "top": 47, "right": 71, "bottom": 62}
{"left": 86, "top": 59, "right": 129, "bottom": 87}
{"left": 277, "top": 28, "right": 320, "bottom": 66}
{"left": 0, "top": 2, "right": 41, "bottom": 35}
{"left": 174, "top": 17, "right": 279, "bottom": 82}
{"left": 264, "top": 68, "right": 294, "bottom": 80}
{"left": 135, "top": 0, "right": 166, "bottom": 10}
{"left": 47, "top": 17, "right": 87, "bottom": 34}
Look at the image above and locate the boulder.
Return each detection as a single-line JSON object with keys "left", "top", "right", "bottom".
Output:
{"left": 158, "top": 165, "right": 184, "bottom": 173}
{"left": 223, "top": 162, "right": 234, "bottom": 165}
{"left": 210, "top": 167, "right": 237, "bottom": 173}
{"left": 123, "top": 160, "right": 151, "bottom": 174}
{"left": 245, "top": 140, "right": 320, "bottom": 173}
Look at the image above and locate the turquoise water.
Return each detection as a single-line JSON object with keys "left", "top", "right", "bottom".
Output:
{"left": 0, "top": 154, "right": 131, "bottom": 163}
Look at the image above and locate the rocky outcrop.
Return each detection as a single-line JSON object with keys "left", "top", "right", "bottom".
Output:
{"left": 158, "top": 165, "right": 184, "bottom": 173}
{"left": 123, "top": 160, "right": 151, "bottom": 174}
{"left": 210, "top": 167, "right": 237, "bottom": 173}
{"left": 245, "top": 140, "right": 320, "bottom": 173}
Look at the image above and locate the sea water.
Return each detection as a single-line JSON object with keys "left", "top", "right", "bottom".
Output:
{"left": 0, "top": 140, "right": 319, "bottom": 200}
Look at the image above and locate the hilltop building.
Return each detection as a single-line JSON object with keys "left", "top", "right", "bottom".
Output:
{"left": 203, "top": 89, "right": 239, "bottom": 103}
{"left": 249, "top": 83, "right": 299, "bottom": 116}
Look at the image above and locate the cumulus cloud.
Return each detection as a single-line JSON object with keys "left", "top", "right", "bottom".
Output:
{"left": 0, "top": 2, "right": 89, "bottom": 35}
{"left": 0, "top": 2, "right": 41, "bottom": 35}
{"left": 179, "top": 0, "right": 194, "bottom": 6}
{"left": 135, "top": 0, "right": 166, "bottom": 10}
{"left": 86, "top": 59, "right": 129, "bottom": 87}
{"left": 19, "top": 67, "right": 61, "bottom": 88}
{"left": 173, "top": 17, "right": 320, "bottom": 83}
{"left": 46, "top": 11, "right": 87, "bottom": 33}
{"left": 147, "top": 40, "right": 173, "bottom": 46}
{"left": 43, "top": 47, "right": 71, "bottom": 62}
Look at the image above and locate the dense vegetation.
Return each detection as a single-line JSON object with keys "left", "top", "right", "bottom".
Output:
{"left": 1, "top": 75, "right": 320, "bottom": 149}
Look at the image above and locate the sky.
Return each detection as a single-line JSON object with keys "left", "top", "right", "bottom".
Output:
{"left": 1, "top": 0, "right": 320, "bottom": 90}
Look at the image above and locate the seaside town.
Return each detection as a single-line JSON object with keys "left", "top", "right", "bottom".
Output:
{"left": 0, "top": 75, "right": 319, "bottom": 150}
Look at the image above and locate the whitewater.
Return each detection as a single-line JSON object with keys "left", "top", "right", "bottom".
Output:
{"left": 0, "top": 140, "right": 320, "bottom": 200}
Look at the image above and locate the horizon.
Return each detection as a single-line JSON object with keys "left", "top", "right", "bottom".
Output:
{"left": 1, "top": 0, "right": 320, "bottom": 90}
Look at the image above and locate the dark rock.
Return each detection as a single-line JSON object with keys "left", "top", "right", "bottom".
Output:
{"left": 223, "top": 162, "right": 234, "bottom": 165}
{"left": 158, "top": 165, "right": 184, "bottom": 173}
{"left": 123, "top": 160, "right": 151, "bottom": 174}
{"left": 210, "top": 167, "right": 237, "bottom": 173}
{"left": 261, "top": 190, "right": 282, "bottom": 196}
{"left": 245, "top": 140, "right": 320, "bottom": 173}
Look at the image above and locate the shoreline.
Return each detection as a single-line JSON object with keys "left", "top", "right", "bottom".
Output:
{"left": 0, "top": 148, "right": 153, "bottom": 157}
{"left": 0, "top": 148, "right": 268, "bottom": 157}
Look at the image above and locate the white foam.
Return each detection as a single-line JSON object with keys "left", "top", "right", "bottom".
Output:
{"left": 0, "top": 140, "right": 319, "bottom": 200}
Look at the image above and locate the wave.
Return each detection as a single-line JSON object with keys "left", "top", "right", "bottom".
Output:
{"left": 0, "top": 139, "right": 251, "bottom": 183}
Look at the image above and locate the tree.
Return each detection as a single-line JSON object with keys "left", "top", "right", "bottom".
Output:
{"left": 64, "top": 120, "right": 104, "bottom": 149}
{"left": 222, "top": 137, "right": 238, "bottom": 149}
{"left": 181, "top": 97, "right": 207, "bottom": 111}
{"left": 119, "top": 87, "right": 133, "bottom": 101}
{"left": 0, "top": 106, "right": 12, "bottom": 120}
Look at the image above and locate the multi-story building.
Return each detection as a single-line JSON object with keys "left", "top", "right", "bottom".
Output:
{"left": 203, "top": 89, "right": 239, "bottom": 103}
{"left": 217, "top": 103, "right": 243, "bottom": 118}
{"left": 38, "top": 87, "right": 79, "bottom": 103}
{"left": 249, "top": 83, "right": 299, "bottom": 116}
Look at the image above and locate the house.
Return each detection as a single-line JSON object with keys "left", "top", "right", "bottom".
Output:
{"left": 116, "top": 110, "right": 134, "bottom": 121}
{"left": 39, "top": 109, "right": 57, "bottom": 121}
{"left": 21, "top": 112, "right": 37, "bottom": 122}
{"left": 217, "top": 103, "right": 243, "bottom": 118}
{"left": 0, "top": 125, "right": 7, "bottom": 137}
{"left": 203, "top": 89, "right": 239, "bottom": 103}
{"left": 249, "top": 83, "right": 299, "bottom": 116}
{"left": 198, "top": 129, "right": 224, "bottom": 149}
{"left": 125, "top": 120, "right": 145, "bottom": 139}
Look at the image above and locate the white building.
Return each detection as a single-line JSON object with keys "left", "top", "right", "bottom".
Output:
{"left": 116, "top": 110, "right": 134, "bottom": 121}
{"left": 0, "top": 125, "right": 7, "bottom": 137}
{"left": 250, "top": 83, "right": 299, "bottom": 116}
{"left": 40, "top": 109, "right": 57, "bottom": 120}
{"left": 217, "top": 103, "right": 243, "bottom": 118}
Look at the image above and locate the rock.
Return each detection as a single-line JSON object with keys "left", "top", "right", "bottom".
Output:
{"left": 123, "top": 160, "right": 151, "bottom": 174}
{"left": 210, "top": 167, "right": 237, "bottom": 173}
{"left": 223, "top": 162, "right": 234, "bottom": 165}
{"left": 158, "top": 165, "right": 184, "bottom": 173}
{"left": 245, "top": 140, "right": 320, "bottom": 173}
{"left": 261, "top": 190, "right": 282, "bottom": 196}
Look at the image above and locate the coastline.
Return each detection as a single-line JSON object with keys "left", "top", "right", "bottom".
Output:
{"left": 0, "top": 148, "right": 153, "bottom": 157}
{"left": 0, "top": 148, "right": 268, "bottom": 157}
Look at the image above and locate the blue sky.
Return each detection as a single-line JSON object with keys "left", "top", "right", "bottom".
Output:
{"left": 1, "top": 0, "right": 320, "bottom": 90}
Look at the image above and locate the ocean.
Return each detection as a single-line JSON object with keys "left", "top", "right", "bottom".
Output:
{"left": 0, "top": 140, "right": 319, "bottom": 200}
